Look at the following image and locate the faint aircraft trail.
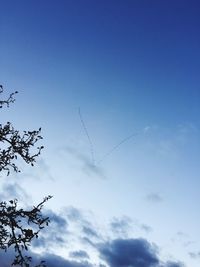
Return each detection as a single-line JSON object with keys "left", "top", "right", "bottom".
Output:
{"left": 97, "top": 131, "right": 139, "bottom": 164}
{"left": 78, "top": 108, "right": 141, "bottom": 166}
{"left": 78, "top": 107, "right": 95, "bottom": 165}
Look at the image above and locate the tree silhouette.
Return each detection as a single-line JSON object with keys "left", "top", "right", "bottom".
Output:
{"left": 0, "top": 85, "right": 51, "bottom": 267}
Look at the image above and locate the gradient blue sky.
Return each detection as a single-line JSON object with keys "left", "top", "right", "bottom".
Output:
{"left": 1, "top": 1, "right": 200, "bottom": 267}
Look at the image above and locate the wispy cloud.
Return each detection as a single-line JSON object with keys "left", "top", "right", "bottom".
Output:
{"left": 145, "top": 193, "right": 163, "bottom": 204}
{"left": 61, "top": 146, "right": 106, "bottom": 179}
{"left": 147, "top": 123, "right": 200, "bottom": 160}
{"left": 64, "top": 206, "right": 102, "bottom": 241}
{"left": 0, "top": 182, "right": 29, "bottom": 202}
{"left": 188, "top": 251, "right": 200, "bottom": 259}
{"left": 110, "top": 216, "right": 152, "bottom": 237}
{"left": 32, "top": 209, "right": 69, "bottom": 251}
{"left": 110, "top": 216, "right": 132, "bottom": 237}
{"left": 82, "top": 226, "right": 100, "bottom": 239}
{"left": 23, "top": 158, "right": 54, "bottom": 181}
{"left": 139, "top": 223, "right": 153, "bottom": 234}
{"left": 69, "top": 250, "right": 90, "bottom": 260}
{"left": 162, "top": 261, "right": 185, "bottom": 267}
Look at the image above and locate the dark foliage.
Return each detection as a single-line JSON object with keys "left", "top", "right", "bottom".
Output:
{"left": 0, "top": 85, "right": 51, "bottom": 267}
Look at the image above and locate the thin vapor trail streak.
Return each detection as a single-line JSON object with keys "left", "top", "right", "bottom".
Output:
{"left": 97, "top": 132, "right": 139, "bottom": 164}
{"left": 78, "top": 107, "right": 95, "bottom": 165}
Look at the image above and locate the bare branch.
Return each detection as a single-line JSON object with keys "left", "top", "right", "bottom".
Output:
{"left": 0, "top": 85, "right": 51, "bottom": 267}
{"left": 0, "top": 85, "right": 18, "bottom": 108}
{"left": 0, "top": 122, "right": 44, "bottom": 175}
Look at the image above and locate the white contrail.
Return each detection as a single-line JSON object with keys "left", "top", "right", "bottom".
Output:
{"left": 78, "top": 109, "right": 146, "bottom": 165}
{"left": 97, "top": 131, "right": 139, "bottom": 164}
{"left": 78, "top": 107, "right": 95, "bottom": 165}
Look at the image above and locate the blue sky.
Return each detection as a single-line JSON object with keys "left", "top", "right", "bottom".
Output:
{"left": 1, "top": 1, "right": 200, "bottom": 267}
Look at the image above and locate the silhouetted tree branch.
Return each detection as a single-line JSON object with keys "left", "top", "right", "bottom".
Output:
{"left": 0, "top": 85, "right": 18, "bottom": 108}
{"left": 0, "top": 85, "right": 51, "bottom": 267}
{"left": 0, "top": 122, "right": 44, "bottom": 175}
